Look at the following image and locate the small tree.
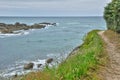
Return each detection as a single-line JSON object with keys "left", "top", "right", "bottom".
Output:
{"left": 104, "top": 0, "right": 120, "bottom": 33}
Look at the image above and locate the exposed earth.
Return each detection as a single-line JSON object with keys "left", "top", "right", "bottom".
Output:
{"left": 98, "top": 30, "right": 120, "bottom": 80}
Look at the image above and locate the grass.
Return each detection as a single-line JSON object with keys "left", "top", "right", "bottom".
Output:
{"left": 20, "top": 30, "right": 107, "bottom": 80}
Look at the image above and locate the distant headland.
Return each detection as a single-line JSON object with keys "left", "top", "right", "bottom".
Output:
{"left": 0, "top": 22, "right": 56, "bottom": 34}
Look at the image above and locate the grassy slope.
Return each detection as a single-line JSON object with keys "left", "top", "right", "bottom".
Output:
{"left": 21, "top": 30, "right": 108, "bottom": 80}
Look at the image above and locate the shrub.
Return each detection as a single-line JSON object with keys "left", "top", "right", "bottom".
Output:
{"left": 104, "top": 0, "right": 120, "bottom": 33}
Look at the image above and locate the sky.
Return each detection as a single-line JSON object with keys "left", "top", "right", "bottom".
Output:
{"left": 0, "top": 0, "right": 111, "bottom": 16}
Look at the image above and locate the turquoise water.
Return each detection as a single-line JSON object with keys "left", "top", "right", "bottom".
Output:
{"left": 0, "top": 17, "right": 106, "bottom": 77}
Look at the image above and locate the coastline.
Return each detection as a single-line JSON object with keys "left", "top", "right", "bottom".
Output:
{"left": 15, "top": 30, "right": 108, "bottom": 80}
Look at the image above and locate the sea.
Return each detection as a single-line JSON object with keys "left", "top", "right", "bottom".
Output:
{"left": 0, "top": 17, "right": 106, "bottom": 77}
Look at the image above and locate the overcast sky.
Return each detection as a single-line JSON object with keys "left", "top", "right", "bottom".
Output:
{"left": 0, "top": 0, "right": 111, "bottom": 16}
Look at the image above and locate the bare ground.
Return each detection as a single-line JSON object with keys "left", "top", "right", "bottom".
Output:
{"left": 98, "top": 30, "right": 120, "bottom": 80}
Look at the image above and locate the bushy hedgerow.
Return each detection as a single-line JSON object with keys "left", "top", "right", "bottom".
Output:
{"left": 104, "top": 0, "right": 120, "bottom": 33}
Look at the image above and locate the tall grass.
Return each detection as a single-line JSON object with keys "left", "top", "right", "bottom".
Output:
{"left": 21, "top": 30, "right": 107, "bottom": 80}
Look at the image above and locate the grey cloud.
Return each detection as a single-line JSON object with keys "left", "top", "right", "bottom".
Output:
{"left": 0, "top": 0, "right": 112, "bottom": 16}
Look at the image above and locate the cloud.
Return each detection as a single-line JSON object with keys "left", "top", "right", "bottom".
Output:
{"left": 0, "top": 0, "right": 112, "bottom": 16}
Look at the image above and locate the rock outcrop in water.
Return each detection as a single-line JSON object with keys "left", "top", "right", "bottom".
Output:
{"left": 46, "top": 58, "right": 53, "bottom": 64}
{"left": 37, "top": 64, "right": 42, "bottom": 68}
{"left": 0, "top": 22, "right": 56, "bottom": 34}
{"left": 24, "top": 63, "right": 34, "bottom": 70}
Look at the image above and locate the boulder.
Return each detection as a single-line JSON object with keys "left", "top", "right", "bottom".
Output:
{"left": 15, "top": 22, "right": 20, "bottom": 26}
{"left": 24, "top": 63, "right": 34, "bottom": 70}
{"left": 40, "top": 22, "right": 51, "bottom": 25}
{"left": 37, "top": 64, "right": 42, "bottom": 68}
{"left": 2, "top": 29, "right": 13, "bottom": 33}
{"left": 13, "top": 73, "right": 17, "bottom": 77}
{"left": 51, "top": 23, "right": 57, "bottom": 26}
{"left": 0, "top": 23, "right": 6, "bottom": 26}
{"left": 46, "top": 58, "right": 53, "bottom": 64}
{"left": 31, "top": 23, "right": 45, "bottom": 29}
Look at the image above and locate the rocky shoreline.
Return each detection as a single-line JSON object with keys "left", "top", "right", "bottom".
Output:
{"left": 24, "top": 58, "right": 53, "bottom": 70}
{"left": 0, "top": 22, "right": 56, "bottom": 34}
{"left": 0, "top": 58, "right": 54, "bottom": 80}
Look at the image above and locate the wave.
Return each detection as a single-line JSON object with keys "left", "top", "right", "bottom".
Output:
{"left": 0, "top": 59, "right": 46, "bottom": 77}
{"left": 0, "top": 52, "right": 68, "bottom": 78}
{"left": 0, "top": 30, "right": 29, "bottom": 38}
{"left": 0, "top": 22, "right": 59, "bottom": 38}
{"left": 0, "top": 26, "right": 55, "bottom": 39}
{"left": 0, "top": 53, "right": 66, "bottom": 78}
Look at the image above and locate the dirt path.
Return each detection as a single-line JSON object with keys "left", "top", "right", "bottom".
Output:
{"left": 98, "top": 31, "right": 120, "bottom": 80}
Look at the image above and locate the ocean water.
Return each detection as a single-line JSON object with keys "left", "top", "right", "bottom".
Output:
{"left": 0, "top": 17, "right": 106, "bottom": 77}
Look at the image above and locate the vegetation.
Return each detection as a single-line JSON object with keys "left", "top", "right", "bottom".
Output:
{"left": 104, "top": 0, "right": 120, "bottom": 33}
{"left": 21, "top": 30, "right": 107, "bottom": 80}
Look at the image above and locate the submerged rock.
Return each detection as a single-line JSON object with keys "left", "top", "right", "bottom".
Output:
{"left": 24, "top": 63, "right": 34, "bottom": 70}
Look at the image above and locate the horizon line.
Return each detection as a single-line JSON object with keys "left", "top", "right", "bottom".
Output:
{"left": 0, "top": 16, "right": 103, "bottom": 17}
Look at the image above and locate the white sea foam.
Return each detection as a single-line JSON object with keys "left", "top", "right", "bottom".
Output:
{"left": 0, "top": 59, "right": 47, "bottom": 78}
{"left": 0, "top": 28, "right": 46, "bottom": 38}
{"left": 0, "top": 53, "right": 65, "bottom": 78}
{"left": 0, "top": 23, "right": 59, "bottom": 38}
{"left": 0, "top": 30, "right": 30, "bottom": 38}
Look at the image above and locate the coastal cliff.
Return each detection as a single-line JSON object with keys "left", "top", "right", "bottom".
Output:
{"left": 16, "top": 30, "right": 107, "bottom": 80}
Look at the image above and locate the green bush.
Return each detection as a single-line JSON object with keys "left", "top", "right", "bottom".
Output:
{"left": 104, "top": 0, "right": 120, "bottom": 33}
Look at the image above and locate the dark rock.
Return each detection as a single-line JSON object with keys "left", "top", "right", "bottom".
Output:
{"left": 37, "top": 64, "right": 42, "bottom": 68}
{"left": 31, "top": 23, "right": 45, "bottom": 29}
{"left": 24, "top": 63, "right": 34, "bottom": 70}
{"left": 51, "top": 23, "right": 57, "bottom": 26}
{"left": 46, "top": 58, "right": 53, "bottom": 64}
{"left": 0, "top": 22, "right": 55, "bottom": 34}
{"left": 0, "top": 23, "right": 6, "bottom": 26}
{"left": 15, "top": 22, "right": 21, "bottom": 26}
{"left": 13, "top": 73, "right": 17, "bottom": 77}
{"left": 2, "top": 29, "right": 13, "bottom": 33}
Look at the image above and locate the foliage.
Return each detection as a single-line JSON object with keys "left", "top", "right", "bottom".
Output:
{"left": 104, "top": 0, "right": 120, "bottom": 33}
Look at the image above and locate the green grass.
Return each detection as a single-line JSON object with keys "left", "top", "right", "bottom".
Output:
{"left": 21, "top": 30, "right": 107, "bottom": 80}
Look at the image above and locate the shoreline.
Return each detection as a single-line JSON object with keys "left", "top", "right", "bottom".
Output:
{"left": 0, "top": 40, "right": 82, "bottom": 79}
{"left": 12, "top": 30, "right": 107, "bottom": 80}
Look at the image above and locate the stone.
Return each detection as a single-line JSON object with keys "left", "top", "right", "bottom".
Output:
{"left": 46, "top": 58, "right": 53, "bottom": 64}
{"left": 13, "top": 73, "right": 17, "bottom": 77}
{"left": 37, "top": 64, "right": 42, "bottom": 68}
{"left": 24, "top": 63, "right": 34, "bottom": 70}
{"left": 0, "top": 22, "right": 56, "bottom": 34}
